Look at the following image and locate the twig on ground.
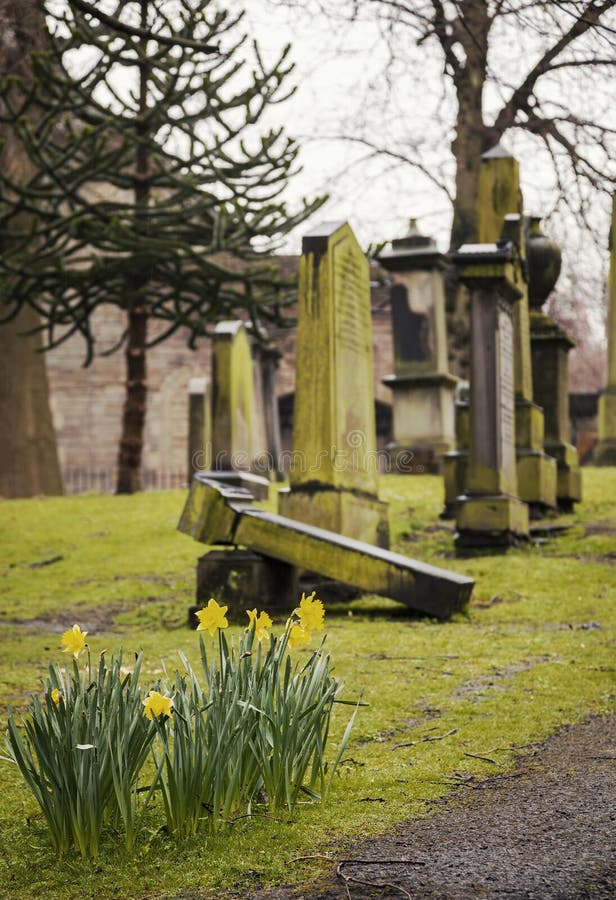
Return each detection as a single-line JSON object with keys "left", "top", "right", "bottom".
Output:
{"left": 337, "top": 859, "right": 420, "bottom": 900}
{"left": 288, "top": 854, "right": 335, "bottom": 864}
{"left": 392, "top": 728, "right": 457, "bottom": 750}
{"left": 464, "top": 751, "right": 498, "bottom": 764}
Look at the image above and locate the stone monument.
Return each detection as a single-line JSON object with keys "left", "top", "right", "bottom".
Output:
{"left": 452, "top": 234, "right": 529, "bottom": 547}
{"left": 378, "top": 220, "right": 457, "bottom": 473}
{"left": 211, "top": 321, "right": 258, "bottom": 471}
{"left": 251, "top": 339, "right": 284, "bottom": 480}
{"left": 207, "top": 320, "right": 270, "bottom": 499}
{"left": 475, "top": 145, "right": 557, "bottom": 514}
{"left": 527, "top": 217, "right": 581, "bottom": 509}
{"left": 278, "top": 221, "right": 389, "bottom": 548}
{"left": 594, "top": 195, "right": 616, "bottom": 465}
{"left": 187, "top": 377, "right": 211, "bottom": 481}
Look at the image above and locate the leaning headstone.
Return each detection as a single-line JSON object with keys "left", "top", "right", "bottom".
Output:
{"left": 527, "top": 217, "right": 581, "bottom": 510}
{"left": 278, "top": 221, "right": 389, "bottom": 548}
{"left": 179, "top": 475, "right": 474, "bottom": 619}
{"left": 594, "top": 195, "right": 616, "bottom": 465}
{"left": 476, "top": 145, "right": 557, "bottom": 514}
{"left": 452, "top": 235, "right": 529, "bottom": 547}
{"left": 187, "top": 377, "right": 211, "bottom": 481}
{"left": 378, "top": 219, "right": 457, "bottom": 473}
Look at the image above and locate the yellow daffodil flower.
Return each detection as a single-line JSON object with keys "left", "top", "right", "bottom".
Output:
{"left": 60, "top": 624, "right": 88, "bottom": 658}
{"left": 143, "top": 690, "right": 173, "bottom": 720}
{"left": 196, "top": 598, "right": 229, "bottom": 636}
{"left": 288, "top": 623, "right": 311, "bottom": 649}
{"left": 247, "top": 608, "right": 273, "bottom": 642}
{"left": 297, "top": 591, "right": 325, "bottom": 633}
{"left": 50, "top": 688, "right": 62, "bottom": 707}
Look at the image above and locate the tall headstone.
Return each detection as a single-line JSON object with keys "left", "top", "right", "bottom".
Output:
{"left": 378, "top": 220, "right": 457, "bottom": 472}
{"left": 476, "top": 145, "right": 557, "bottom": 514}
{"left": 594, "top": 195, "right": 616, "bottom": 465}
{"left": 278, "top": 221, "right": 389, "bottom": 548}
{"left": 527, "top": 217, "right": 582, "bottom": 510}
{"left": 452, "top": 236, "right": 529, "bottom": 547}
{"left": 251, "top": 340, "right": 284, "bottom": 480}
{"left": 187, "top": 377, "right": 211, "bottom": 481}
{"left": 211, "top": 321, "right": 260, "bottom": 472}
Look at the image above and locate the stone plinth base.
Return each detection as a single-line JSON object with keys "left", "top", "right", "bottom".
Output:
{"left": 385, "top": 442, "right": 451, "bottom": 474}
{"left": 278, "top": 485, "right": 389, "bottom": 549}
{"left": 190, "top": 548, "right": 297, "bottom": 626}
{"left": 593, "top": 440, "right": 616, "bottom": 466}
{"left": 442, "top": 450, "right": 468, "bottom": 517}
{"left": 515, "top": 400, "right": 557, "bottom": 513}
{"left": 516, "top": 450, "right": 557, "bottom": 515}
{"left": 455, "top": 494, "right": 529, "bottom": 548}
{"left": 515, "top": 400, "right": 545, "bottom": 451}
{"left": 382, "top": 373, "right": 457, "bottom": 476}
{"left": 546, "top": 441, "right": 582, "bottom": 511}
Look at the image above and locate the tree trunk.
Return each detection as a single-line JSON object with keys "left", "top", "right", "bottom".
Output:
{"left": 116, "top": 305, "right": 149, "bottom": 494}
{"left": 445, "top": 5, "right": 495, "bottom": 378}
{"left": 0, "top": 0, "right": 63, "bottom": 498}
{"left": 0, "top": 308, "right": 63, "bottom": 498}
{"left": 115, "top": 0, "right": 150, "bottom": 494}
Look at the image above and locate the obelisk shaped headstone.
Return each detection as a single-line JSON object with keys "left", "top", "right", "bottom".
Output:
{"left": 595, "top": 195, "right": 616, "bottom": 465}
{"left": 476, "top": 145, "right": 557, "bottom": 513}
{"left": 378, "top": 219, "right": 457, "bottom": 473}
{"left": 452, "top": 235, "right": 529, "bottom": 547}
{"left": 527, "top": 217, "right": 581, "bottom": 509}
{"left": 279, "top": 221, "right": 389, "bottom": 548}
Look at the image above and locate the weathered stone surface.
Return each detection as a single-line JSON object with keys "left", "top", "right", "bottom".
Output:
{"left": 379, "top": 221, "right": 457, "bottom": 474}
{"left": 595, "top": 195, "right": 616, "bottom": 465}
{"left": 187, "top": 377, "right": 211, "bottom": 480}
{"left": 190, "top": 548, "right": 297, "bottom": 624}
{"left": 451, "top": 241, "right": 529, "bottom": 547}
{"left": 188, "top": 469, "right": 270, "bottom": 501}
{"left": 477, "top": 150, "right": 557, "bottom": 512}
{"left": 525, "top": 215, "right": 581, "bottom": 508}
{"left": 211, "top": 321, "right": 261, "bottom": 471}
{"left": 281, "top": 221, "right": 389, "bottom": 545}
{"left": 179, "top": 475, "right": 474, "bottom": 619}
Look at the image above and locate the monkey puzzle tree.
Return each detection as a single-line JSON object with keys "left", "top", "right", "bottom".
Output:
{"left": 0, "top": 0, "right": 322, "bottom": 493}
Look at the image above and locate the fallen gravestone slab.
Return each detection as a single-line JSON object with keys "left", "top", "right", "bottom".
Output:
{"left": 178, "top": 475, "right": 474, "bottom": 620}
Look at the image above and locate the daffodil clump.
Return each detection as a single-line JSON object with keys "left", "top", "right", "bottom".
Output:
{"left": 3, "top": 595, "right": 359, "bottom": 857}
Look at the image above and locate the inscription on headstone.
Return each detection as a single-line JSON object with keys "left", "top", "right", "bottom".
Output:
{"left": 498, "top": 303, "right": 516, "bottom": 487}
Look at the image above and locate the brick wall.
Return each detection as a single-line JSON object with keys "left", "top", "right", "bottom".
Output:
{"left": 46, "top": 258, "right": 396, "bottom": 490}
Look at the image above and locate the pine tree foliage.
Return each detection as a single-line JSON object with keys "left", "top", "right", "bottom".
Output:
{"left": 0, "top": 0, "right": 320, "bottom": 353}
{"left": 0, "top": 0, "right": 323, "bottom": 492}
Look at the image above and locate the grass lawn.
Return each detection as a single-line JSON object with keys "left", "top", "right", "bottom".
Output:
{"left": 0, "top": 470, "right": 615, "bottom": 899}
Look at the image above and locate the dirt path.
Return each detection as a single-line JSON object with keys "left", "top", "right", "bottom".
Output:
{"left": 247, "top": 713, "right": 616, "bottom": 899}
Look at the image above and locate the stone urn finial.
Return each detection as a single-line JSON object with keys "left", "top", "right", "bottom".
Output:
{"left": 391, "top": 218, "right": 435, "bottom": 252}
{"left": 526, "top": 216, "right": 562, "bottom": 309}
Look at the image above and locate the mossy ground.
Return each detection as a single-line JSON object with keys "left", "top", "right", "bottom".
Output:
{"left": 0, "top": 470, "right": 614, "bottom": 899}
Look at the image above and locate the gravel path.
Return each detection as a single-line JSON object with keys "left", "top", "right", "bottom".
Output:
{"left": 247, "top": 712, "right": 616, "bottom": 900}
